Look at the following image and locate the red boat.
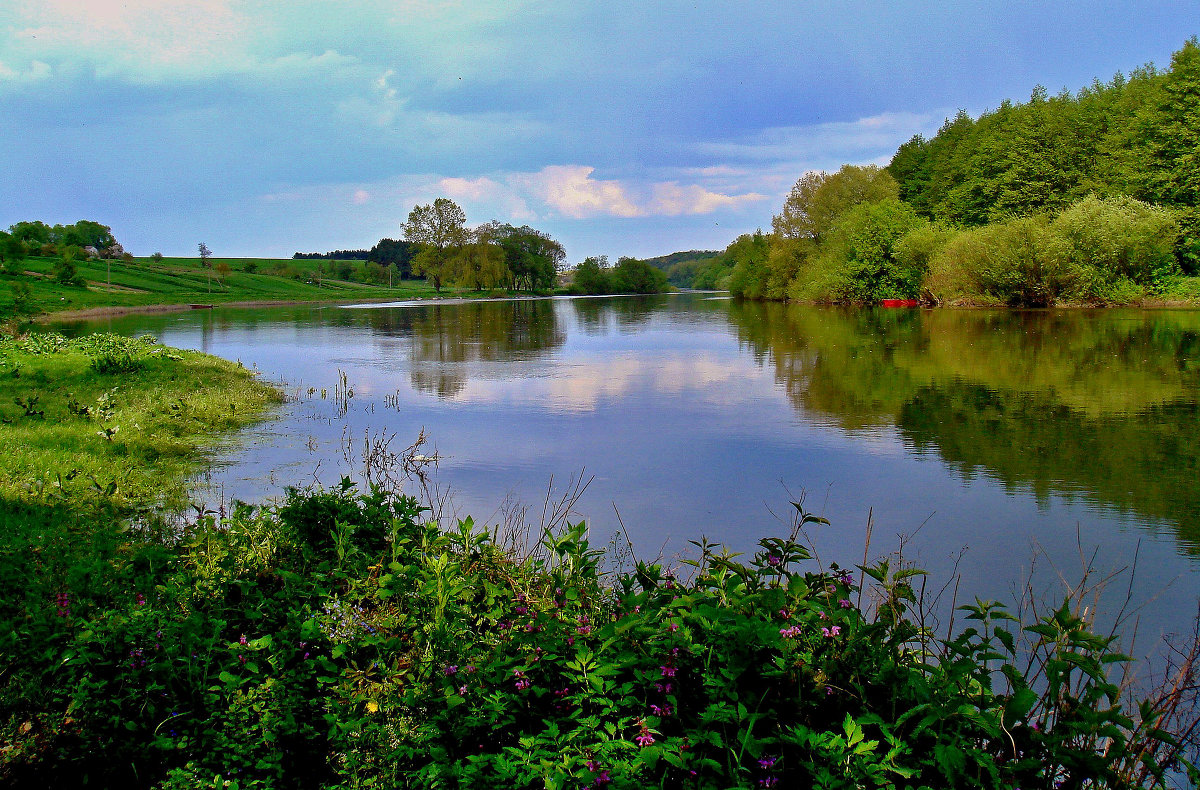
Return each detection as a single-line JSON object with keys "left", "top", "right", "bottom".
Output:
{"left": 880, "top": 299, "right": 919, "bottom": 308}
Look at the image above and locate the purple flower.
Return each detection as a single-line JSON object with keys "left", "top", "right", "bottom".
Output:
{"left": 594, "top": 770, "right": 611, "bottom": 786}
{"left": 758, "top": 755, "right": 777, "bottom": 770}
{"left": 635, "top": 732, "right": 655, "bottom": 747}
{"left": 444, "top": 665, "right": 458, "bottom": 676}
{"left": 458, "top": 685, "right": 468, "bottom": 695}
{"left": 135, "top": 592, "right": 146, "bottom": 606}
{"left": 838, "top": 572, "right": 854, "bottom": 585}
{"left": 650, "top": 703, "right": 674, "bottom": 716}
{"left": 660, "top": 665, "right": 676, "bottom": 677}
{"left": 239, "top": 634, "right": 247, "bottom": 645}
{"left": 667, "top": 622, "right": 679, "bottom": 632}
{"left": 514, "top": 606, "right": 528, "bottom": 615}
{"left": 779, "top": 625, "right": 802, "bottom": 639}
{"left": 655, "top": 681, "right": 673, "bottom": 694}
{"left": 760, "top": 777, "right": 779, "bottom": 788}
{"left": 821, "top": 625, "right": 842, "bottom": 638}
{"left": 766, "top": 554, "right": 782, "bottom": 567}
{"left": 463, "top": 665, "right": 477, "bottom": 674}
{"left": 839, "top": 599, "right": 853, "bottom": 609}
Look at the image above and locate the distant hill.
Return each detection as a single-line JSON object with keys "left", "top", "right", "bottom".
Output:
{"left": 638, "top": 250, "right": 722, "bottom": 271}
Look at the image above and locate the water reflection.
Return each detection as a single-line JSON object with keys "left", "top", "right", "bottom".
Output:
{"left": 360, "top": 300, "right": 566, "bottom": 398}
{"left": 726, "top": 303, "right": 1200, "bottom": 548}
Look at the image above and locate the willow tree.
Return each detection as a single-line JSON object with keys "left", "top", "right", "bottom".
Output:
{"left": 403, "top": 198, "right": 468, "bottom": 292}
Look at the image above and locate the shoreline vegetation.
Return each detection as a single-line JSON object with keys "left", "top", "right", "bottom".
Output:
{"left": 671, "top": 39, "right": 1200, "bottom": 309}
{"left": 2, "top": 335, "right": 1200, "bottom": 788}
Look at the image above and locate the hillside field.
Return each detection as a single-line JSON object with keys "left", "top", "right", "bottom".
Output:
{"left": 1, "top": 256, "right": 439, "bottom": 317}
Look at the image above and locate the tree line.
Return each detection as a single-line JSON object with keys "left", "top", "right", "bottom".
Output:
{"left": 1, "top": 220, "right": 125, "bottom": 264}
{"left": 293, "top": 240, "right": 420, "bottom": 279}
{"left": 700, "top": 37, "right": 1200, "bottom": 307}
{"left": 399, "top": 198, "right": 566, "bottom": 293}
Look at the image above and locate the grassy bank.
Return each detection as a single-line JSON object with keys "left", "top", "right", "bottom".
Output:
{"left": 1, "top": 256, "right": 440, "bottom": 318}
{"left": 0, "top": 331, "right": 281, "bottom": 510}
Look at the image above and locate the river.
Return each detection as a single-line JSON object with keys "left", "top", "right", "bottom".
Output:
{"left": 56, "top": 294, "right": 1200, "bottom": 655}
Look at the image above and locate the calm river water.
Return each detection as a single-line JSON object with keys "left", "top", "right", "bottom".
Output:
{"left": 58, "top": 294, "right": 1200, "bottom": 649}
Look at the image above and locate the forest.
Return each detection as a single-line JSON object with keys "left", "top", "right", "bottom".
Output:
{"left": 693, "top": 38, "right": 1200, "bottom": 307}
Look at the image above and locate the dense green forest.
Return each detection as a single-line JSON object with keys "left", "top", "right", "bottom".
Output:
{"left": 702, "top": 38, "right": 1200, "bottom": 307}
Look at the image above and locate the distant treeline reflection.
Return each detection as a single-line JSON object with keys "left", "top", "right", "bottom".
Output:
{"left": 728, "top": 303, "right": 1200, "bottom": 547}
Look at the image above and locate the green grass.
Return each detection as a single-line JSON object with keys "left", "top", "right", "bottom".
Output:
{"left": 0, "top": 331, "right": 282, "bottom": 511}
{"left": 0, "top": 256, "right": 441, "bottom": 317}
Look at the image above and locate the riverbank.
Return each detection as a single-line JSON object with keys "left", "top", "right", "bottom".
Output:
{"left": 0, "top": 331, "right": 281, "bottom": 510}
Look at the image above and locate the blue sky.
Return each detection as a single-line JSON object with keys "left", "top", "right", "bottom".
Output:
{"left": 0, "top": 1, "right": 1195, "bottom": 262}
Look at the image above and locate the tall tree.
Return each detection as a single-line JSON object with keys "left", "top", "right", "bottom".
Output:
{"left": 1141, "top": 37, "right": 1200, "bottom": 207}
{"left": 482, "top": 223, "right": 566, "bottom": 292}
{"left": 772, "top": 165, "right": 898, "bottom": 244}
{"left": 447, "top": 229, "right": 511, "bottom": 291}
{"left": 403, "top": 198, "right": 467, "bottom": 292}
{"left": 571, "top": 256, "right": 611, "bottom": 295}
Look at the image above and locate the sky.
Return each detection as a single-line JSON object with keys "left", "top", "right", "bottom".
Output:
{"left": 0, "top": 1, "right": 1196, "bottom": 262}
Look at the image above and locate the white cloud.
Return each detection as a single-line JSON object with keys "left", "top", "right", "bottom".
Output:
{"left": 513, "top": 165, "right": 642, "bottom": 219}
{"left": 648, "top": 182, "right": 767, "bottom": 216}
{"left": 504, "top": 165, "right": 763, "bottom": 220}
{"left": 8, "top": 0, "right": 255, "bottom": 82}
{"left": 0, "top": 58, "right": 51, "bottom": 83}
{"left": 439, "top": 176, "right": 502, "bottom": 202}
{"left": 352, "top": 189, "right": 370, "bottom": 205}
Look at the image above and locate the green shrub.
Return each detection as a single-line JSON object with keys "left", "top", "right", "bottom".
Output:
{"left": 53, "top": 257, "right": 86, "bottom": 287}
{"left": 8, "top": 283, "right": 38, "bottom": 317}
{"left": 4, "top": 484, "right": 1196, "bottom": 788}
{"left": 790, "top": 198, "right": 927, "bottom": 303}
{"left": 1052, "top": 195, "right": 1180, "bottom": 298}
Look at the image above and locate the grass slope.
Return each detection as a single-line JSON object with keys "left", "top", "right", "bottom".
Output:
{"left": 0, "top": 256, "right": 439, "bottom": 317}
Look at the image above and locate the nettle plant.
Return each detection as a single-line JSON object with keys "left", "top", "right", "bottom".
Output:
{"left": 6, "top": 485, "right": 1198, "bottom": 789}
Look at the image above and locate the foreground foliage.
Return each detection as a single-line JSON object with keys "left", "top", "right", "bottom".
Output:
{"left": 3, "top": 479, "right": 1197, "bottom": 789}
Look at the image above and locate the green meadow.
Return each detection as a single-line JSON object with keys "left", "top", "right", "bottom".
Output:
{"left": 1, "top": 256, "right": 439, "bottom": 317}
